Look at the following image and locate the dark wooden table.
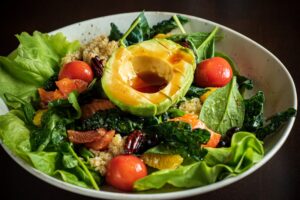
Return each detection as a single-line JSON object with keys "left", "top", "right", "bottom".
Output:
{"left": 1, "top": 0, "right": 299, "bottom": 199}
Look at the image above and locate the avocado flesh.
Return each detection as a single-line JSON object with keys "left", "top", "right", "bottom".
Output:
{"left": 101, "top": 38, "right": 196, "bottom": 116}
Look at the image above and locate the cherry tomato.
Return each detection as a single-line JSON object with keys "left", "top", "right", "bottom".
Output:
{"left": 58, "top": 61, "right": 94, "bottom": 83}
{"left": 194, "top": 57, "right": 233, "bottom": 87}
{"left": 106, "top": 155, "right": 147, "bottom": 191}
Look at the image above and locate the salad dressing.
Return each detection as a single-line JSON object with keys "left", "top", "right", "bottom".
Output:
{"left": 131, "top": 72, "right": 168, "bottom": 93}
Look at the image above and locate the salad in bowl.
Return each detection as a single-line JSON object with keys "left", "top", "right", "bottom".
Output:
{"left": 0, "top": 11, "right": 296, "bottom": 196}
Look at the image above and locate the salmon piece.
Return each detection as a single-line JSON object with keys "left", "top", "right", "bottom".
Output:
{"left": 55, "top": 78, "right": 88, "bottom": 96}
{"left": 67, "top": 128, "right": 106, "bottom": 144}
{"left": 170, "top": 114, "right": 221, "bottom": 148}
{"left": 85, "top": 130, "right": 115, "bottom": 150}
{"left": 81, "top": 99, "right": 115, "bottom": 119}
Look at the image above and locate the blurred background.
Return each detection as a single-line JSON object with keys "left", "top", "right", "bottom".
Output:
{"left": 0, "top": 0, "right": 299, "bottom": 199}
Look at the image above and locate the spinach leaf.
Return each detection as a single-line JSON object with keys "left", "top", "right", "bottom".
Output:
{"left": 185, "top": 85, "right": 208, "bottom": 98}
{"left": 256, "top": 108, "right": 296, "bottom": 140}
{"left": 62, "top": 154, "right": 78, "bottom": 169}
{"left": 48, "top": 91, "right": 81, "bottom": 119}
{"left": 168, "top": 28, "right": 219, "bottom": 63}
{"left": 79, "top": 147, "right": 95, "bottom": 160}
{"left": 30, "top": 109, "right": 70, "bottom": 151}
{"left": 243, "top": 91, "right": 264, "bottom": 132}
{"left": 121, "top": 12, "right": 151, "bottom": 46}
{"left": 54, "top": 170, "right": 90, "bottom": 188}
{"left": 27, "top": 151, "right": 58, "bottom": 175}
{"left": 200, "top": 76, "right": 245, "bottom": 135}
{"left": 146, "top": 121, "right": 210, "bottom": 160}
{"left": 108, "top": 23, "right": 123, "bottom": 41}
{"left": 192, "top": 26, "right": 219, "bottom": 63}
{"left": 66, "top": 143, "right": 100, "bottom": 190}
{"left": 150, "top": 15, "right": 189, "bottom": 37}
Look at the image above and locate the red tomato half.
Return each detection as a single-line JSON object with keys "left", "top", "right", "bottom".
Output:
{"left": 194, "top": 57, "right": 233, "bottom": 87}
{"left": 59, "top": 61, "right": 94, "bottom": 83}
{"left": 106, "top": 155, "right": 147, "bottom": 191}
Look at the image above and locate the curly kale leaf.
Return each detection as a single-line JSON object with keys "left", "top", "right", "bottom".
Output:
{"left": 150, "top": 15, "right": 189, "bottom": 37}
{"left": 243, "top": 91, "right": 265, "bottom": 132}
{"left": 256, "top": 108, "right": 296, "bottom": 140}
{"left": 146, "top": 121, "right": 210, "bottom": 160}
{"left": 79, "top": 109, "right": 161, "bottom": 135}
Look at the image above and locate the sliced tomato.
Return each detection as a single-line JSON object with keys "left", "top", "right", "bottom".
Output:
{"left": 55, "top": 78, "right": 88, "bottom": 96}
{"left": 170, "top": 114, "right": 221, "bottom": 148}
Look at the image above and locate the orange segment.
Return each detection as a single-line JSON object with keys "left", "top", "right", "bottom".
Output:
{"left": 141, "top": 153, "right": 183, "bottom": 170}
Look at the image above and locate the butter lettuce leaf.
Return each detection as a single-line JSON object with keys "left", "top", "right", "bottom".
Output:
{"left": 0, "top": 111, "right": 31, "bottom": 162}
{"left": 134, "top": 132, "right": 264, "bottom": 191}
{"left": 0, "top": 31, "right": 80, "bottom": 105}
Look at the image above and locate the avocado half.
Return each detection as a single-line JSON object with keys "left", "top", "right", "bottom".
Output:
{"left": 101, "top": 38, "right": 196, "bottom": 116}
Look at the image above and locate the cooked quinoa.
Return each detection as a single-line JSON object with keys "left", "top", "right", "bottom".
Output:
{"left": 179, "top": 98, "right": 201, "bottom": 115}
{"left": 61, "top": 35, "right": 119, "bottom": 66}
{"left": 89, "top": 134, "right": 125, "bottom": 175}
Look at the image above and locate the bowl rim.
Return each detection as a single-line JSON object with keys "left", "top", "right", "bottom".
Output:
{"left": 0, "top": 11, "right": 298, "bottom": 200}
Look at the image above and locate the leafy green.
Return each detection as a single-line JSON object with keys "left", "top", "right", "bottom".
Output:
{"left": 66, "top": 143, "right": 100, "bottom": 190}
{"left": 62, "top": 154, "right": 78, "bottom": 169}
{"left": 256, "top": 108, "right": 296, "bottom": 140}
{"left": 54, "top": 170, "right": 90, "bottom": 188}
{"left": 166, "top": 108, "right": 185, "bottom": 118}
{"left": 192, "top": 27, "right": 218, "bottom": 63}
{"left": 43, "top": 73, "right": 58, "bottom": 91}
{"left": 108, "top": 23, "right": 123, "bottom": 41}
{"left": 3, "top": 93, "right": 36, "bottom": 124}
{"left": 0, "top": 111, "right": 31, "bottom": 161}
{"left": 79, "top": 109, "right": 144, "bottom": 134}
{"left": 27, "top": 151, "right": 57, "bottom": 175}
{"left": 29, "top": 110, "right": 67, "bottom": 151}
{"left": 121, "top": 12, "right": 151, "bottom": 46}
{"left": 0, "top": 31, "right": 80, "bottom": 105}
{"left": 167, "top": 29, "right": 219, "bottom": 63}
{"left": 134, "top": 132, "right": 264, "bottom": 191}
{"left": 185, "top": 85, "right": 208, "bottom": 98}
{"left": 150, "top": 15, "right": 188, "bottom": 37}
{"left": 67, "top": 91, "right": 81, "bottom": 119}
{"left": 146, "top": 121, "right": 210, "bottom": 160}
{"left": 243, "top": 91, "right": 265, "bottom": 132}
{"left": 200, "top": 76, "right": 245, "bottom": 135}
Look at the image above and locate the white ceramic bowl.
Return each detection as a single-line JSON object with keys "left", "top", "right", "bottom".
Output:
{"left": 0, "top": 11, "right": 297, "bottom": 200}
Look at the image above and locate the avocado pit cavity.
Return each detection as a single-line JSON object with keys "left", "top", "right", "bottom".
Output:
{"left": 130, "top": 56, "right": 172, "bottom": 93}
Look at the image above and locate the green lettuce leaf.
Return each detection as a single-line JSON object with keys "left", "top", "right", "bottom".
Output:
{"left": 0, "top": 31, "right": 80, "bottom": 105}
{"left": 0, "top": 111, "right": 31, "bottom": 162}
{"left": 134, "top": 132, "right": 264, "bottom": 191}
